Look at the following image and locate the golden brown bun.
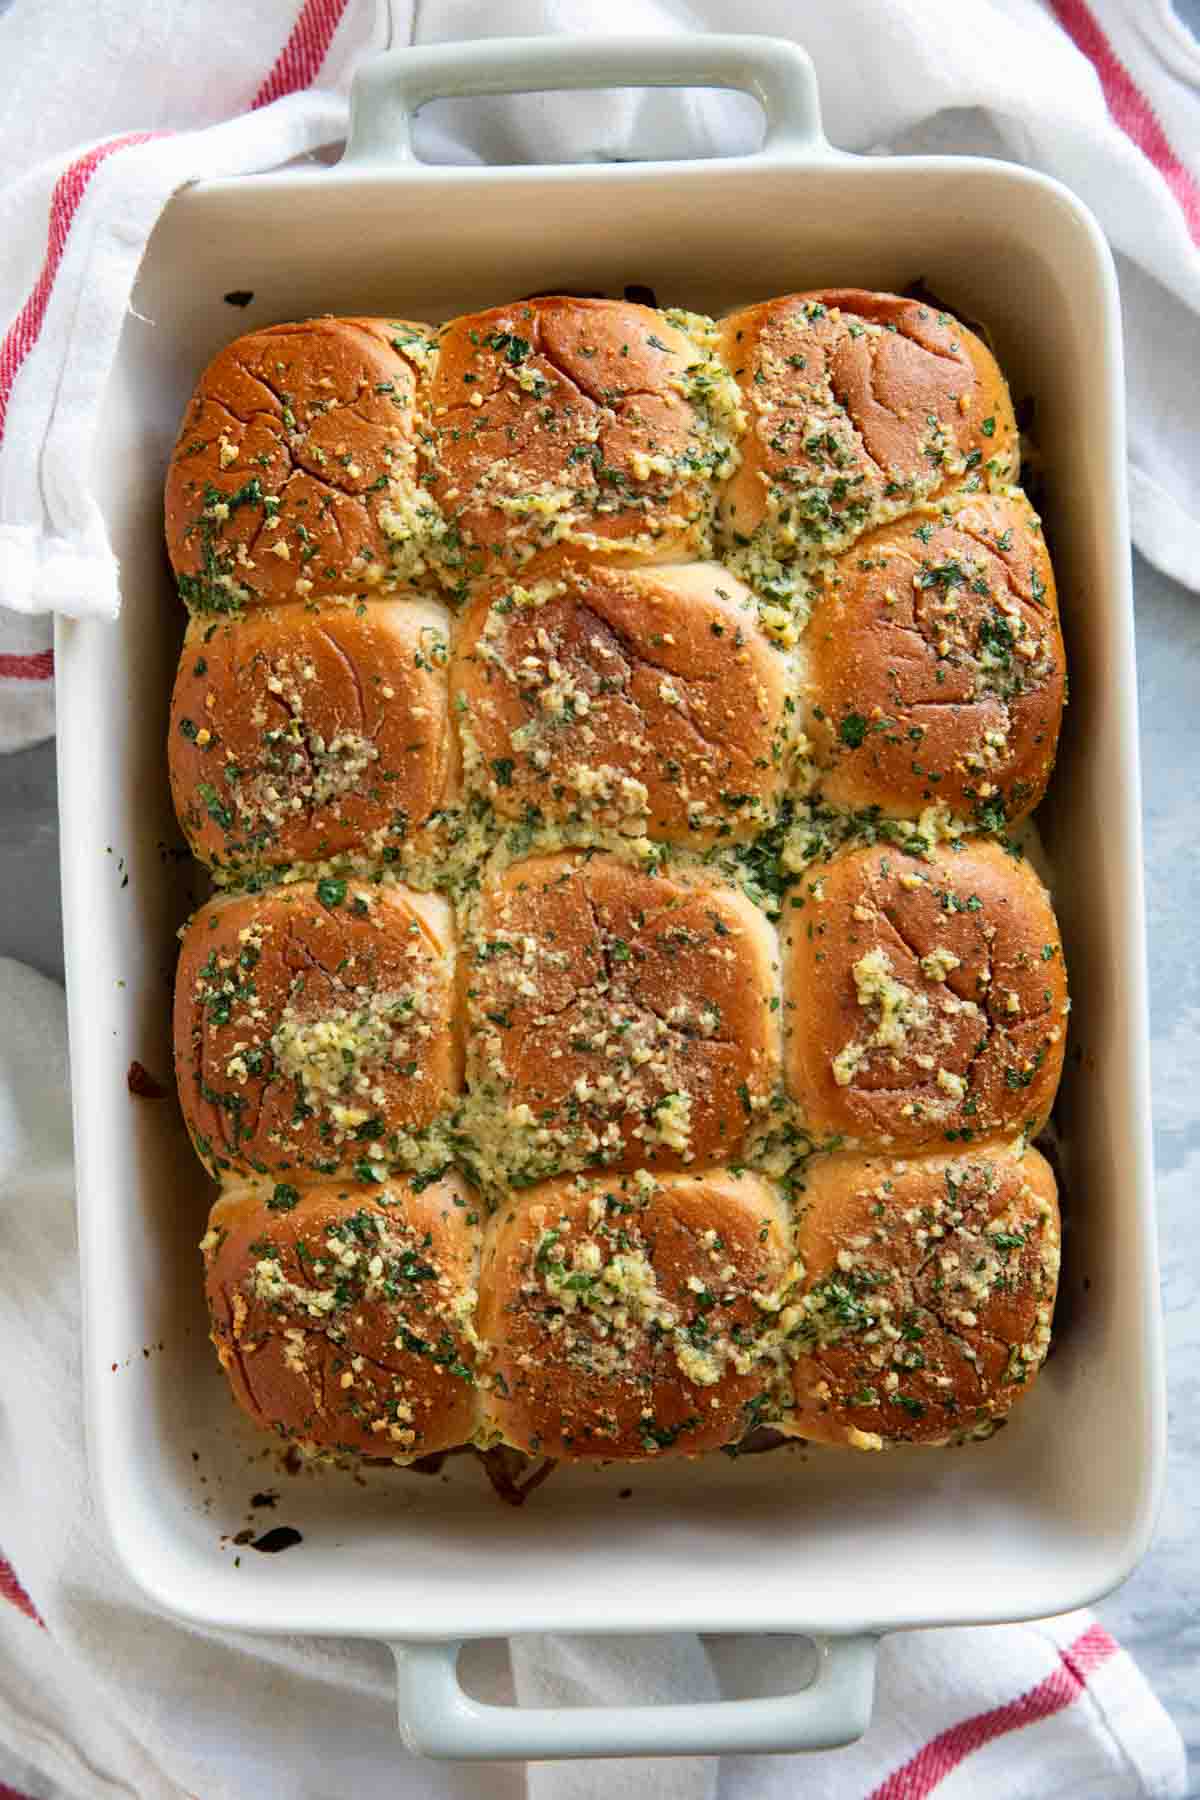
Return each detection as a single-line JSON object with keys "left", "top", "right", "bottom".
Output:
{"left": 426, "top": 299, "right": 720, "bottom": 590}
{"left": 164, "top": 317, "right": 439, "bottom": 611}
{"left": 477, "top": 1168, "right": 793, "bottom": 1459}
{"left": 806, "top": 493, "right": 1064, "bottom": 825}
{"left": 784, "top": 1142, "right": 1060, "bottom": 1447}
{"left": 204, "top": 1173, "right": 479, "bottom": 1457}
{"left": 718, "top": 290, "right": 1018, "bottom": 560}
{"left": 451, "top": 561, "right": 790, "bottom": 841}
{"left": 168, "top": 599, "right": 453, "bottom": 871}
{"left": 174, "top": 881, "right": 459, "bottom": 1181}
{"left": 782, "top": 840, "right": 1067, "bottom": 1149}
{"left": 464, "top": 853, "right": 780, "bottom": 1180}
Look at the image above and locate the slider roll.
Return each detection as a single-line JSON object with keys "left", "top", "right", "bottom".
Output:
{"left": 718, "top": 289, "right": 1017, "bottom": 578}
{"left": 174, "top": 882, "right": 460, "bottom": 1182}
{"left": 204, "top": 1173, "right": 479, "bottom": 1459}
{"left": 165, "top": 316, "right": 441, "bottom": 612}
{"left": 169, "top": 599, "right": 454, "bottom": 872}
{"left": 478, "top": 1168, "right": 794, "bottom": 1460}
{"left": 464, "top": 853, "right": 780, "bottom": 1181}
{"left": 427, "top": 298, "right": 738, "bottom": 592}
{"left": 805, "top": 493, "right": 1064, "bottom": 825}
{"left": 782, "top": 841, "right": 1067, "bottom": 1151}
{"left": 452, "top": 561, "right": 790, "bottom": 842}
{"left": 784, "top": 1143, "right": 1060, "bottom": 1448}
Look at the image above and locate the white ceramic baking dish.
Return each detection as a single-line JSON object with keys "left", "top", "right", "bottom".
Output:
{"left": 57, "top": 35, "right": 1165, "bottom": 1762}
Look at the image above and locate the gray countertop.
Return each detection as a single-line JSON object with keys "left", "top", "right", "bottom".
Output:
{"left": 3, "top": 546, "right": 1197, "bottom": 1787}
{"left": 1100, "top": 552, "right": 1200, "bottom": 1778}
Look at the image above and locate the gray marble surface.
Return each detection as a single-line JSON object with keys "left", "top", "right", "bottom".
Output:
{"left": 3, "top": 548, "right": 1197, "bottom": 1788}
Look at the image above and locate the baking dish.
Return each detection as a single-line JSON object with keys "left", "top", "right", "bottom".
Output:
{"left": 57, "top": 34, "right": 1165, "bottom": 1761}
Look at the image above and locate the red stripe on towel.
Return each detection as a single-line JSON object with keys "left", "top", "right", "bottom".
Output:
{"left": 0, "top": 1557, "right": 43, "bottom": 1627}
{"left": 252, "top": 0, "right": 351, "bottom": 109}
{"left": 867, "top": 1623, "right": 1119, "bottom": 1799}
{"left": 1048, "top": 0, "right": 1200, "bottom": 244}
{"left": 0, "top": 133, "right": 157, "bottom": 445}
{"left": 0, "top": 651, "right": 54, "bottom": 681}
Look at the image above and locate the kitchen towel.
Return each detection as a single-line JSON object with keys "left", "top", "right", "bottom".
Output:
{"left": 0, "top": 954, "right": 1186, "bottom": 1800}
{"left": 1, "top": 0, "right": 1199, "bottom": 751}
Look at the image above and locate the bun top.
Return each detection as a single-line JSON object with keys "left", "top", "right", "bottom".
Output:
{"left": 174, "top": 881, "right": 459, "bottom": 1182}
{"left": 452, "top": 560, "right": 791, "bottom": 842}
{"left": 478, "top": 1167, "right": 793, "bottom": 1460}
{"left": 204, "top": 1172, "right": 479, "bottom": 1459}
{"left": 169, "top": 598, "right": 454, "bottom": 872}
{"left": 783, "top": 839, "right": 1067, "bottom": 1151}
{"left": 804, "top": 491, "right": 1064, "bottom": 826}
{"left": 785, "top": 1142, "right": 1060, "bottom": 1447}
{"left": 165, "top": 316, "right": 440, "bottom": 612}
{"left": 463, "top": 852, "right": 780, "bottom": 1184}
{"left": 425, "top": 298, "right": 738, "bottom": 590}
{"left": 717, "top": 289, "right": 1018, "bottom": 584}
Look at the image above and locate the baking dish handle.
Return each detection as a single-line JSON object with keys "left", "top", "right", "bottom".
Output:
{"left": 344, "top": 35, "right": 829, "bottom": 167}
{"left": 391, "top": 1633, "right": 879, "bottom": 1761}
